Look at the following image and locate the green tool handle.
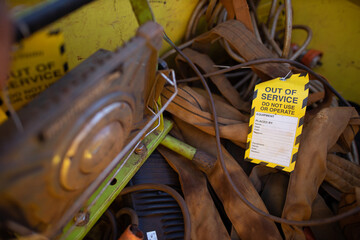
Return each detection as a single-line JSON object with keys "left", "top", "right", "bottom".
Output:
{"left": 160, "top": 135, "right": 216, "bottom": 173}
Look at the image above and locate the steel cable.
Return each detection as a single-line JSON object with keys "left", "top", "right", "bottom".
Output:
{"left": 185, "top": 0, "right": 207, "bottom": 41}
{"left": 289, "top": 25, "right": 313, "bottom": 60}
{"left": 267, "top": 0, "right": 279, "bottom": 27}
{"left": 270, "top": 4, "right": 285, "bottom": 39}
{"left": 177, "top": 57, "right": 351, "bottom": 107}
{"left": 282, "top": 0, "right": 292, "bottom": 58}
{"left": 262, "top": 23, "right": 282, "bottom": 56}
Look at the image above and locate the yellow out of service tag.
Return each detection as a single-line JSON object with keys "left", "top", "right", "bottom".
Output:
{"left": 1, "top": 29, "right": 68, "bottom": 113}
{"left": 245, "top": 73, "right": 309, "bottom": 172}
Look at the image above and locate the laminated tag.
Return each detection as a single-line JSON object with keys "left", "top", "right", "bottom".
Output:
{"left": 245, "top": 73, "right": 309, "bottom": 172}
{"left": 0, "top": 29, "right": 68, "bottom": 113}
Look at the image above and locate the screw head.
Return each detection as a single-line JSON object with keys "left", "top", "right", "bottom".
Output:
{"left": 134, "top": 142, "right": 146, "bottom": 155}
{"left": 74, "top": 211, "right": 90, "bottom": 226}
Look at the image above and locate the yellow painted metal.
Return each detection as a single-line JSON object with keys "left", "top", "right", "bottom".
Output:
{"left": 291, "top": 0, "right": 360, "bottom": 104}
{"left": 0, "top": 109, "right": 6, "bottom": 124}
{"left": 161, "top": 134, "right": 196, "bottom": 160}
{"left": 257, "top": 0, "right": 360, "bottom": 104}
{"left": 8, "top": 0, "right": 199, "bottom": 70}
{"left": 8, "top": 0, "right": 360, "bottom": 104}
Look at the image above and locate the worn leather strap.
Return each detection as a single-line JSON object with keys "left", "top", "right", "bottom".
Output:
{"left": 175, "top": 48, "right": 250, "bottom": 112}
{"left": 175, "top": 118, "right": 282, "bottom": 240}
{"left": 325, "top": 154, "right": 360, "bottom": 194}
{"left": 220, "top": 0, "right": 253, "bottom": 32}
{"left": 158, "top": 145, "right": 230, "bottom": 240}
{"left": 281, "top": 107, "right": 359, "bottom": 240}
{"left": 188, "top": 20, "right": 332, "bottom": 119}
{"left": 161, "top": 85, "right": 249, "bottom": 147}
{"left": 193, "top": 20, "right": 290, "bottom": 80}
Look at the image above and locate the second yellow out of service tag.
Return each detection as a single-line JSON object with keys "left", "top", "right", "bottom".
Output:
{"left": 1, "top": 29, "right": 68, "bottom": 113}
{"left": 245, "top": 73, "right": 309, "bottom": 172}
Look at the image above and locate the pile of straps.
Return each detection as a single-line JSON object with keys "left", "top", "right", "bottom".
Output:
{"left": 158, "top": 1, "right": 360, "bottom": 239}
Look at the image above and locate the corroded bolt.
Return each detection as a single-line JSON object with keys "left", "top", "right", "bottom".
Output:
{"left": 74, "top": 211, "right": 90, "bottom": 226}
{"left": 134, "top": 142, "right": 146, "bottom": 155}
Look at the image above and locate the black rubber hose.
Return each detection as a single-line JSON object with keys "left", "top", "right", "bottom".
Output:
{"left": 14, "top": 0, "right": 94, "bottom": 42}
{"left": 116, "top": 208, "right": 139, "bottom": 226}
{"left": 119, "top": 183, "right": 191, "bottom": 240}
{"left": 105, "top": 210, "right": 118, "bottom": 240}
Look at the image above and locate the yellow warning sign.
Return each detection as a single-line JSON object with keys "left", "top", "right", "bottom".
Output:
{"left": 1, "top": 29, "right": 68, "bottom": 113}
{"left": 245, "top": 73, "right": 309, "bottom": 172}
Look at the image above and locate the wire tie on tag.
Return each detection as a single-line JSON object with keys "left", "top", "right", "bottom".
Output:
{"left": 213, "top": 65, "right": 230, "bottom": 69}
{"left": 280, "top": 70, "right": 292, "bottom": 81}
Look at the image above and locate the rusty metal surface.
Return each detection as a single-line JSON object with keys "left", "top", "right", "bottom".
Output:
{"left": 0, "top": 21, "right": 163, "bottom": 237}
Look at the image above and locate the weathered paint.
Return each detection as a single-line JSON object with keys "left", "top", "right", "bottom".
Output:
{"left": 291, "top": 0, "right": 360, "bottom": 104}
{"left": 161, "top": 134, "right": 197, "bottom": 160}
{"left": 9, "top": 0, "right": 199, "bottom": 69}
{"left": 8, "top": 0, "right": 360, "bottom": 103}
